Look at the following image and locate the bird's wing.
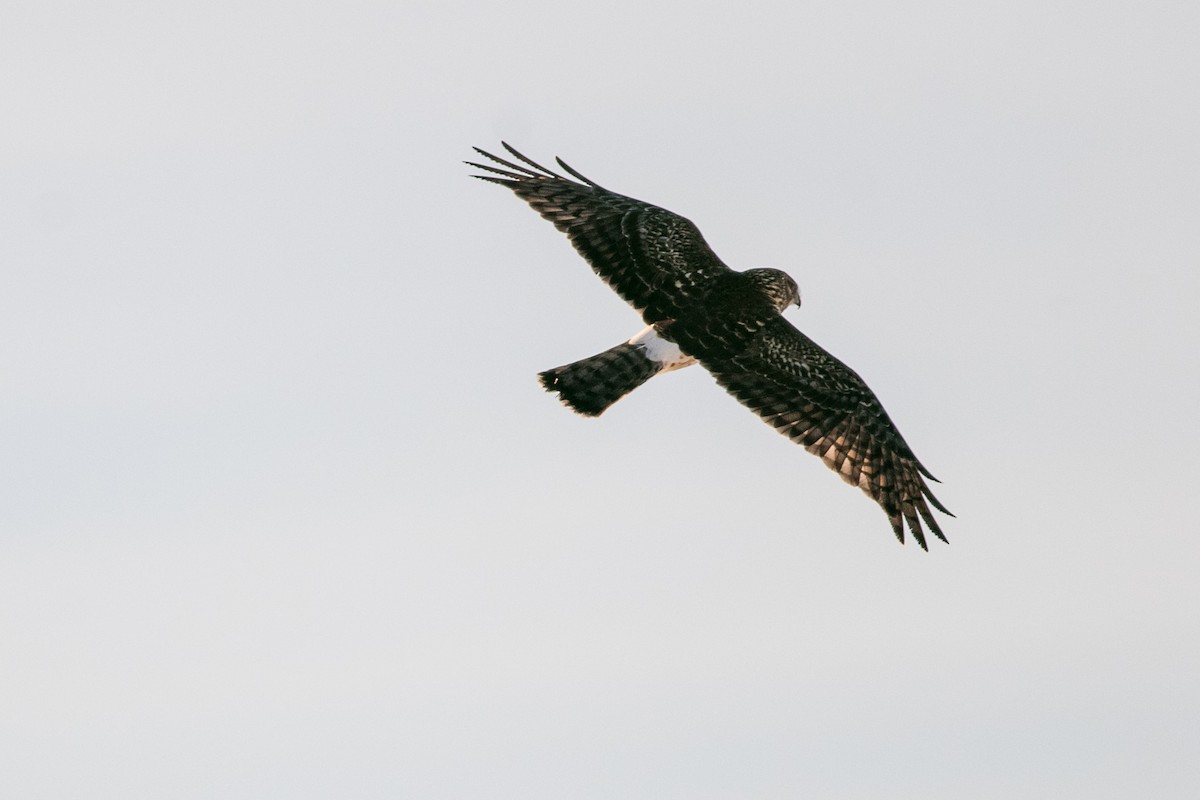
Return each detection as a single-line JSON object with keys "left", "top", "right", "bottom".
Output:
{"left": 468, "top": 143, "right": 732, "bottom": 325}
{"left": 701, "top": 316, "right": 953, "bottom": 549}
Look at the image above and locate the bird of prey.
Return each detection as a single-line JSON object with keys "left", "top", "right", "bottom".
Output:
{"left": 468, "top": 143, "right": 952, "bottom": 548}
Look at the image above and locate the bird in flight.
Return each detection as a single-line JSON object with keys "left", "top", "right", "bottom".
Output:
{"left": 468, "top": 143, "right": 952, "bottom": 548}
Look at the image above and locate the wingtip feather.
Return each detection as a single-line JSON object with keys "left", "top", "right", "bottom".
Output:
{"left": 917, "top": 500, "right": 949, "bottom": 545}
{"left": 555, "top": 156, "right": 605, "bottom": 189}
{"left": 500, "top": 142, "right": 565, "bottom": 179}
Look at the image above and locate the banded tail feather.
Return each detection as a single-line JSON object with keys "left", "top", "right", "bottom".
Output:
{"left": 539, "top": 325, "right": 697, "bottom": 416}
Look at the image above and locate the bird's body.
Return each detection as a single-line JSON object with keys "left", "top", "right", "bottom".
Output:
{"left": 469, "top": 143, "right": 952, "bottom": 548}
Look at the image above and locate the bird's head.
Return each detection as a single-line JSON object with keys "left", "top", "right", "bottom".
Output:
{"left": 745, "top": 268, "right": 801, "bottom": 313}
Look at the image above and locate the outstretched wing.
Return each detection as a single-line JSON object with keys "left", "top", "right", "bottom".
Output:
{"left": 467, "top": 143, "right": 731, "bottom": 325}
{"left": 703, "top": 317, "right": 953, "bottom": 549}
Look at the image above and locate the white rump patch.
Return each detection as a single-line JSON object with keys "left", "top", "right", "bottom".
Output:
{"left": 628, "top": 326, "right": 696, "bottom": 373}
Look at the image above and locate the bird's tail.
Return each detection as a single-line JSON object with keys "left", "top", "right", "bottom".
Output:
{"left": 538, "top": 343, "right": 663, "bottom": 417}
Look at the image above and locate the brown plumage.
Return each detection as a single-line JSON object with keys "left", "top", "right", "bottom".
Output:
{"left": 468, "top": 143, "right": 953, "bottom": 548}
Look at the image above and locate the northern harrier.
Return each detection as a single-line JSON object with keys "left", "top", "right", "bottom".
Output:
{"left": 468, "top": 143, "right": 953, "bottom": 548}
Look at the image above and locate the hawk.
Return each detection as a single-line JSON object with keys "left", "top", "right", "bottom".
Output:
{"left": 468, "top": 143, "right": 953, "bottom": 548}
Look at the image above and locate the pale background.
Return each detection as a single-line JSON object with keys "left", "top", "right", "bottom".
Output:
{"left": 3, "top": 1, "right": 1198, "bottom": 798}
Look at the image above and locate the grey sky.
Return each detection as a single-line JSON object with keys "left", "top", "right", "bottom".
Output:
{"left": 2, "top": 1, "right": 1198, "bottom": 798}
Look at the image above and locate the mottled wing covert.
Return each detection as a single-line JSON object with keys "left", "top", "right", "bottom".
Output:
{"left": 467, "top": 143, "right": 731, "bottom": 324}
{"left": 704, "top": 317, "right": 953, "bottom": 549}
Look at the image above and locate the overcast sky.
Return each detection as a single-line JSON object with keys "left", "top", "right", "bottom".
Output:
{"left": 2, "top": 1, "right": 1198, "bottom": 798}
